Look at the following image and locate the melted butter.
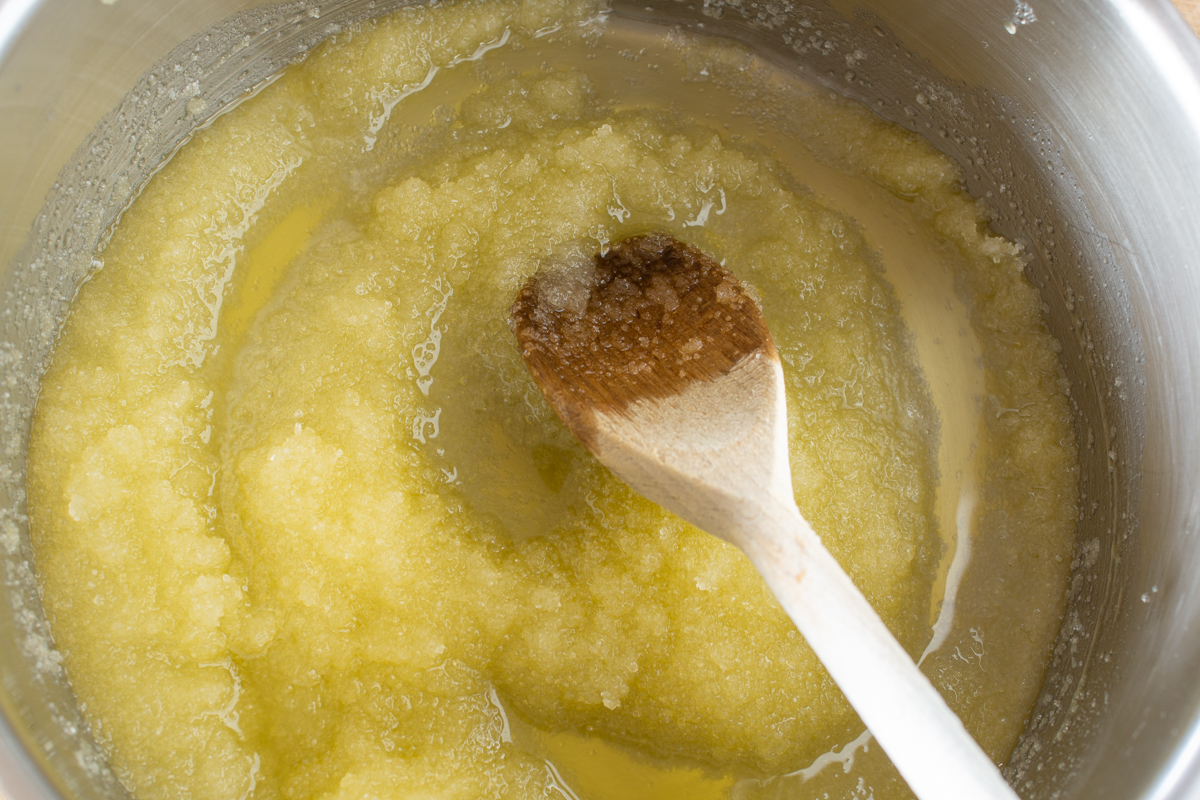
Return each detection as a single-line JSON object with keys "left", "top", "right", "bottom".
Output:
{"left": 224, "top": 201, "right": 332, "bottom": 343}
{"left": 509, "top": 714, "right": 737, "bottom": 800}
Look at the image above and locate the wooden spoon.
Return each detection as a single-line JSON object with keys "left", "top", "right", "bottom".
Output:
{"left": 511, "top": 233, "right": 1020, "bottom": 800}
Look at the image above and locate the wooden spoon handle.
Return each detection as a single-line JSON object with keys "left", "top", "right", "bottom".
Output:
{"left": 741, "top": 499, "right": 1021, "bottom": 800}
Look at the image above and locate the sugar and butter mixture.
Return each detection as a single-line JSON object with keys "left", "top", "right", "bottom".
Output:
{"left": 27, "top": 1, "right": 1079, "bottom": 798}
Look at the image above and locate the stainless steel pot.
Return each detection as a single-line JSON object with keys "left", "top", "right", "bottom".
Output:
{"left": 1, "top": 0, "right": 1199, "bottom": 798}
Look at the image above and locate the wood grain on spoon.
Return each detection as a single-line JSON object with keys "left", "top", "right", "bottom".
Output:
{"left": 512, "top": 233, "right": 1021, "bottom": 800}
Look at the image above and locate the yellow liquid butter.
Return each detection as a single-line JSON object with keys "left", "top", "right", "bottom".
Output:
{"left": 26, "top": 1, "right": 1079, "bottom": 799}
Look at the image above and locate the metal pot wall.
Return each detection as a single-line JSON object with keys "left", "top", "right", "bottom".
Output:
{"left": 1, "top": 1, "right": 1198, "bottom": 798}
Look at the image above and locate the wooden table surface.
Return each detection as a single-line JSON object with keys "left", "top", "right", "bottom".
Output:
{"left": 1178, "top": 0, "right": 1200, "bottom": 35}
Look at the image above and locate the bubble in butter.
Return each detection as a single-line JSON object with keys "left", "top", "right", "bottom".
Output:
{"left": 26, "top": 1, "right": 1079, "bottom": 799}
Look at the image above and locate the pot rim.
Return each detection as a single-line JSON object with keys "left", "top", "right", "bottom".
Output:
{"left": 2, "top": 1, "right": 1200, "bottom": 799}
